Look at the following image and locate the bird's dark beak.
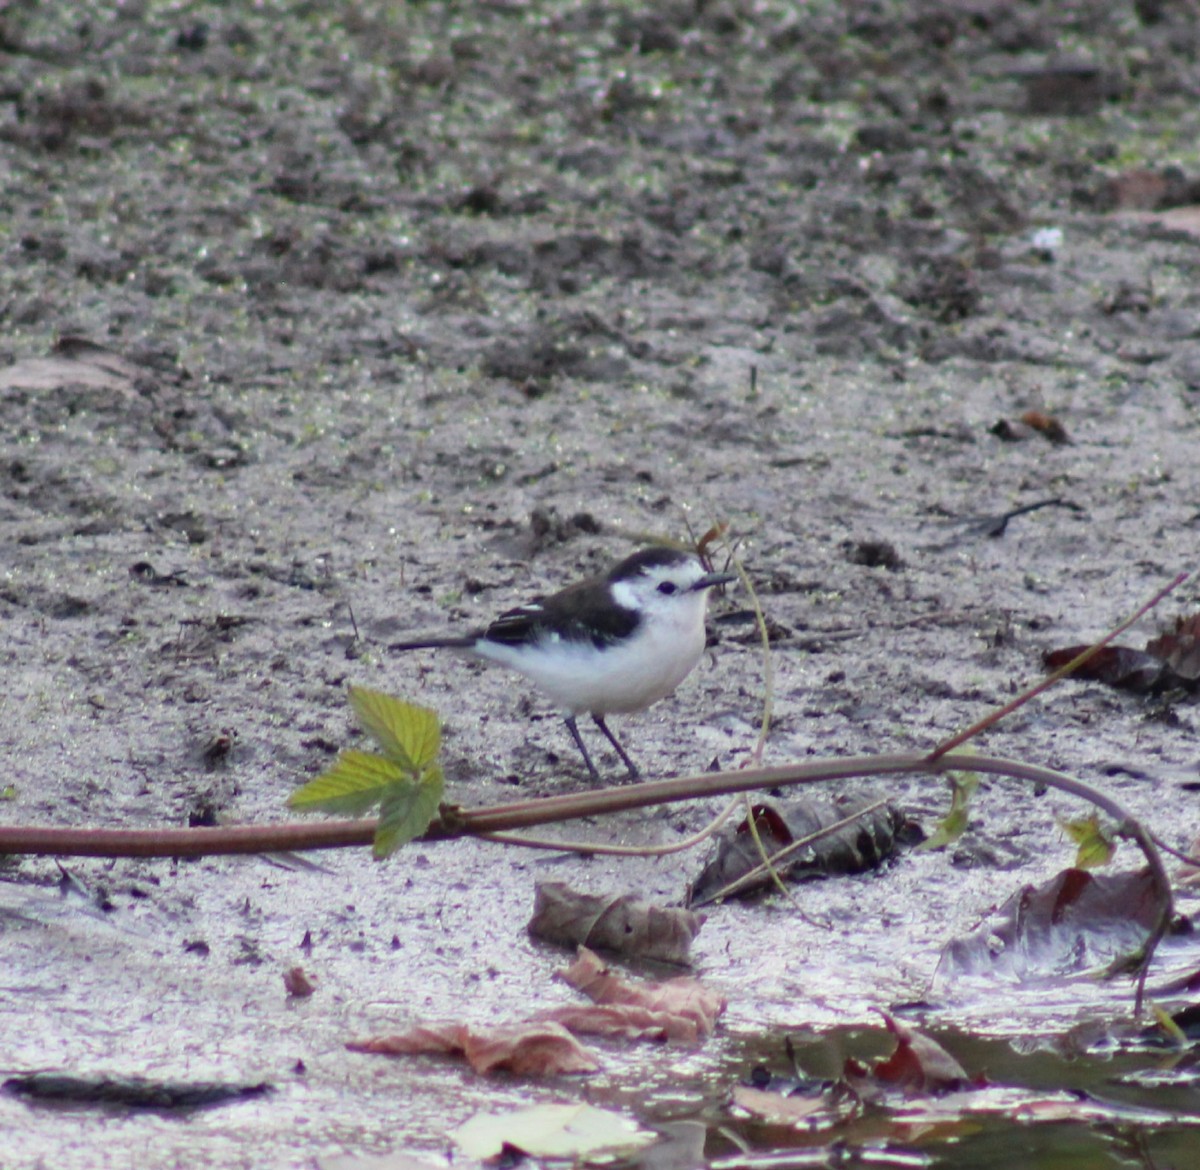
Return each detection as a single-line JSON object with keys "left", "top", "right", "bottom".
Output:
{"left": 693, "top": 571, "right": 736, "bottom": 591}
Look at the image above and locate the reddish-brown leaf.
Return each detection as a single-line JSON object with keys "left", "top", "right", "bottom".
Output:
{"left": 1043, "top": 645, "right": 1166, "bottom": 692}
{"left": 556, "top": 946, "right": 725, "bottom": 1040}
{"left": 1019, "top": 410, "right": 1071, "bottom": 444}
{"left": 282, "top": 966, "right": 315, "bottom": 998}
{"left": 857, "top": 1014, "right": 971, "bottom": 1095}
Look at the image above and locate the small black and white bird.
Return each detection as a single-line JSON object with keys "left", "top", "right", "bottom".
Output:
{"left": 390, "top": 546, "right": 734, "bottom": 780}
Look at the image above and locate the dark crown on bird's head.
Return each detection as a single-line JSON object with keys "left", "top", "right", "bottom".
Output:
{"left": 605, "top": 546, "right": 695, "bottom": 583}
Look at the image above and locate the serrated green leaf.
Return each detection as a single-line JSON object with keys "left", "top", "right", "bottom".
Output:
{"left": 349, "top": 686, "right": 441, "bottom": 769}
{"left": 372, "top": 764, "right": 445, "bottom": 859}
{"left": 1062, "top": 814, "right": 1116, "bottom": 869}
{"left": 288, "top": 750, "right": 404, "bottom": 816}
{"left": 917, "top": 770, "right": 980, "bottom": 852}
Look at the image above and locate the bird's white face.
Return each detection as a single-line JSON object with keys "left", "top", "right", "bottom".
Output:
{"left": 609, "top": 556, "right": 716, "bottom": 626}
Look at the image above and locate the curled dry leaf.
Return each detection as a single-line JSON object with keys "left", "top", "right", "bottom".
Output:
{"left": 347, "top": 1020, "right": 599, "bottom": 1076}
{"left": 688, "top": 796, "right": 910, "bottom": 906}
{"left": 540, "top": 1003, "right": 710, "bottom": 1043}
{"left": 1019, "top": 410, "right": 1071, "bottom": 444}
{"left": 528, "top": 881, "right": 701, "bottom": 964}
{"left": 989, "top": 411, "right": 1071, "bottom": 444}
{"left": 553, "top": 945, "right": 725, "bottom": 1042}
{"left": 1145, "top": 613, "right": 1200, "bottom": 682}
{"left": 1046, "top": 611, "right": 1200, "bottom": 694}
{"left": 1044, "top": 645, "right": 1168, "bottom": 693}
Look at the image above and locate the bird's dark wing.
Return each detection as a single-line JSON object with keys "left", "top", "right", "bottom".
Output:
{"left": 483, "top": 578, "right": 639, "bottom": 649}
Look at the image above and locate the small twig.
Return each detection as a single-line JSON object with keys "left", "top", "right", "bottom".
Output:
{"left": 1147, "top": 832, "right": 1200, "bottom": 868}
{"left": 730, "top": 551, "right": 773, "bottom": 767}
{"left": 476, "top": 795, "right": 743, "bottom": 856}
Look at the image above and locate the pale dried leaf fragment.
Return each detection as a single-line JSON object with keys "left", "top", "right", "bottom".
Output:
{"left": 556, "top": 946, "right": 725, "bottom": 1041}
{"left": 347, "top": 1020, "right": 599, "bottom": 1076}
{"left": 452, "top": 1103, "right": 654, "bottom": 1161}
{"left": 731, "top": 1084, "right": 850, "bottom": 1130}
{"left": 540, "top": 1002, "right": 702, "bottom": 1043}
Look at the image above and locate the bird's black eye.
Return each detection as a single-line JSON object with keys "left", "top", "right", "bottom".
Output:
{"left": 657, "top": 581, "right": 678, "bottom": 595}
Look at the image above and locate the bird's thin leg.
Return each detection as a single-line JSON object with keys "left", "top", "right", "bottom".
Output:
{"left": 562, "top": 714, "right": 601, "bottom": 781}
{"left": 592, "top": 715, "right": 641, "bottom": 780}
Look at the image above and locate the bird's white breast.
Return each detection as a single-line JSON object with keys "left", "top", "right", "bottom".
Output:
{"left": 473, "top": 591, "right": 709, "bottom": 715}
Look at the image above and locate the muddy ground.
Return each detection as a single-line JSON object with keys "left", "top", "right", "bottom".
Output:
{"left": 2, "top": 2, "right": 1200, "bottom": 1167}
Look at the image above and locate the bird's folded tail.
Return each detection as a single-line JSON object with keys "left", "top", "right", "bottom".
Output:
{"left": 389, "top": 635, "right": 478, "bottom": 652}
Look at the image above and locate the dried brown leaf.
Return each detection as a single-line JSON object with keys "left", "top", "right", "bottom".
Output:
{"left": 1146, "top": 614, "right": 1200, "bottom": 681}
{"left": 937, "top": 867, "right": 1163, "bottom": 984}
{"left": 282, "top": 966, "right": 316, "bottom": 998}
{"left": 347, "top": 1021, "right": 600, "bottom": 1076}
{"left": 529, "top": 881, "right": 701, "bottom": 964}
{"left": 843, "top": 1014, "right": 970, "bottom": 1097}
{"left": 731, "top": 1084, "right": 847, "bottom": 1128}
{"left": 556, "top": 946, "right": 724, "bottom": 1040}
{"left": 1043, "top": 645, "right": 1166, "bottom": 692}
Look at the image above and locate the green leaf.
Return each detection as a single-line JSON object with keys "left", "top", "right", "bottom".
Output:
{"left": 1062, "top": 814, "right": 1116, "bottom": 869}
{"left": 288, "top": 750, "right": 405, "bottom": 816}
{"left": 917, "top": 770, "right": 980, "bottom": 852}
{"left": 373, "top": 764, "right": 445, "bottom": 859}
{"left": 1151, "top": 1003, "right": 1188, "bottom": 1048}
{"left": 349, "top": 686, "right": 441, "bottom": 769}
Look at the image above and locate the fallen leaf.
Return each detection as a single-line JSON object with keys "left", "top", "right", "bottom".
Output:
{"left": 918, "top": 770, "right": 979, "bottom": 852}
{"left": 1043, "top": 645, "right": 1167, "bottom": 692}
{"left": 2, "top": 1072, "right": 273, "bottom": 1110}
{"left": 1146, "top": 614, "right": 1200, "bottom": 682}
{"left": 318, "top": 1153, "right": 448, "bottom": 1170}
{"left": 555, "top": 946, "right": 725, "bottom": 1041}
{"left": 1061, "top": 814, "right": 1117, "bottom": 869}
{"left": 1121, "top": 206, "right": 1200, "bottom": 237}
{"left": 936, "top": 867, "right": 1164, "bottom": 985}
{"left": 1018, "top": 410, "right": 1071, "bottom": 444}
{"left": 1045, "top": 611, "right": 1200, "bottom": 694}
{"left": 688, "top": 795, "right": 909, "bottom": 905}
{"left": 731, "top": 1083, "right": 850, "bottom": 1129}
{"left": 346, "top": 1020, "right": 599, "bottom": 1076}
{"left": 529, "top": 881, "right": 701, "bottom": 964}
{"left": 844, "top": 1013, "right": 971, "bottom": 1097}
{"left": 541, "top": 1001, "right": 707, "bottom": 1044}
{"left": 283, "top": 966, "right": 316, "bottom": 997}
{"left": 1176, "top": 835, "right": 1200, "bottom": 887}
{"left": 451, "top": 1103, "right": 654, "bottom": 1161}
{"left": 0, "top": 337, "right": 143, "bottom": 395}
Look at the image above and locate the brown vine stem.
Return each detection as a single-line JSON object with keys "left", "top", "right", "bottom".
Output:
{"left": 0, "top": 751, "right": 1173, "bottom": 1009}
